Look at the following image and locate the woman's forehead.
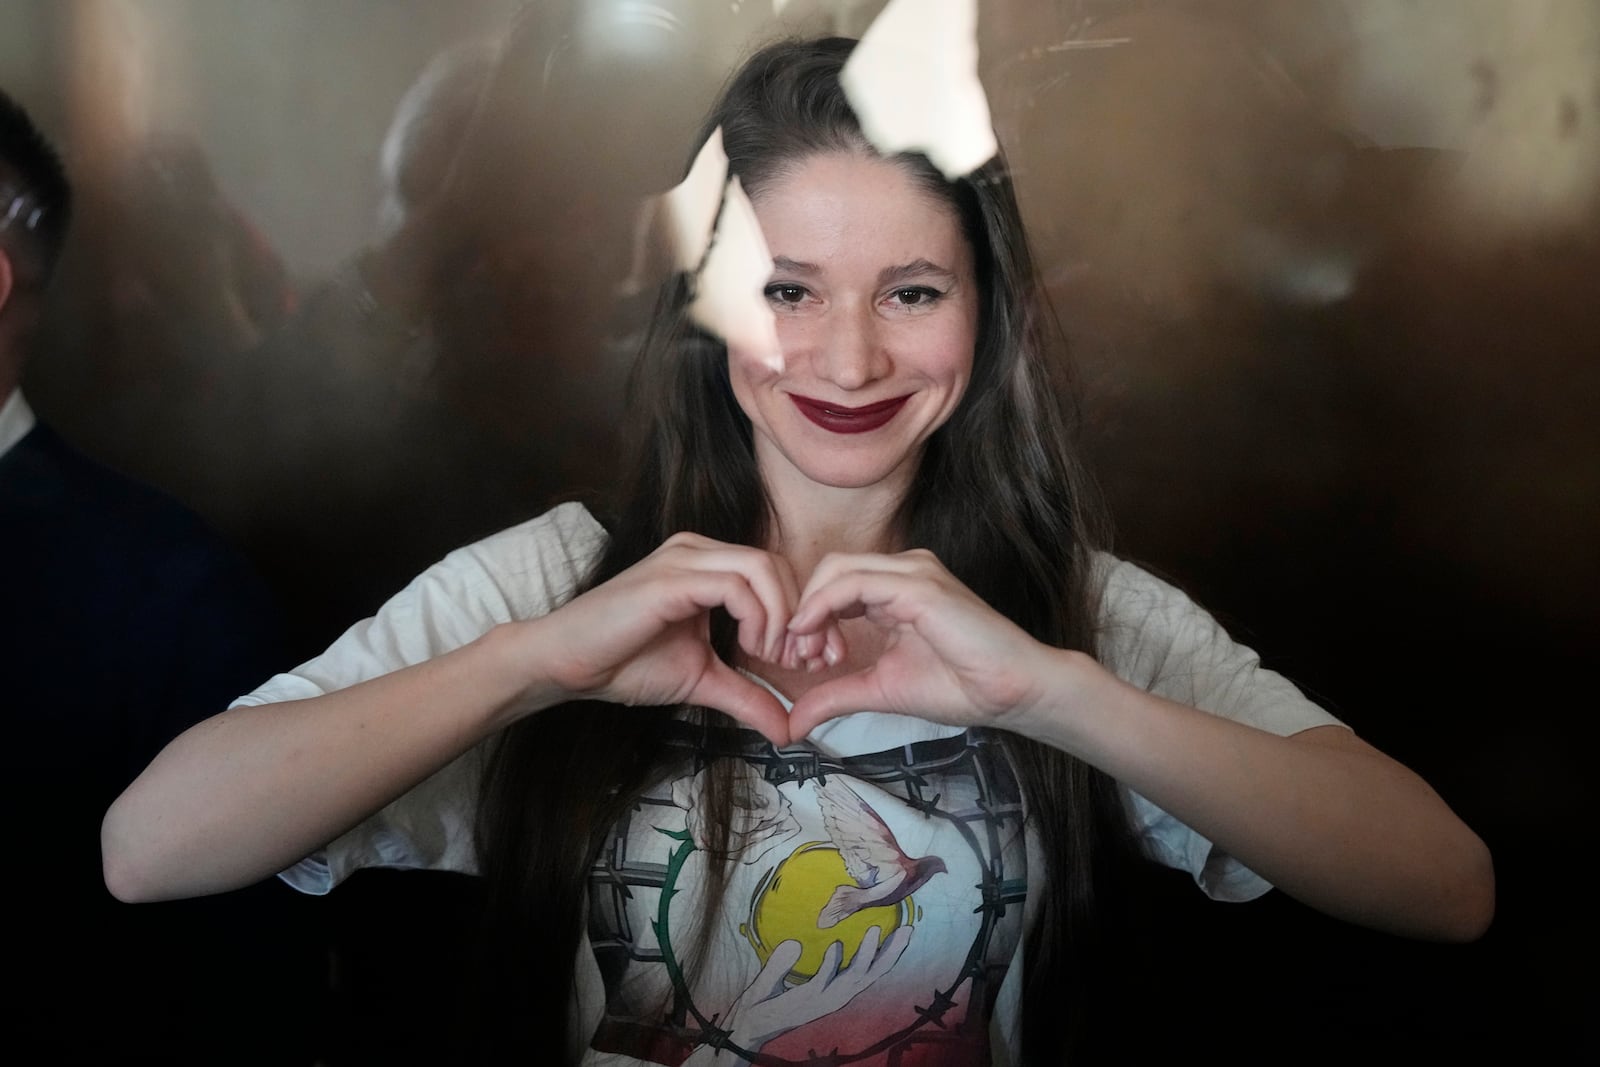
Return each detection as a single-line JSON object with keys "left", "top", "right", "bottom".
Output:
{"left": 750, "top": 150, "right": 971, "bottom": 264}
{"left": 753, "top": 147, "right": 948, "bottom": 203}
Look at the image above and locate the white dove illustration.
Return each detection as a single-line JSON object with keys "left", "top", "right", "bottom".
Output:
{"left": 812, "top": 777, "right": 948, "bottom": 930}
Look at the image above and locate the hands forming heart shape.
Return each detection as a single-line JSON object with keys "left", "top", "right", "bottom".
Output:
{"left": 534, "top": 532, "right": 1062, "bottom": 748}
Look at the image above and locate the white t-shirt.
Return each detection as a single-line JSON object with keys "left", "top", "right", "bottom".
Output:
{"left": 232, "top": 501, "right": 1342, "bottom": 1065}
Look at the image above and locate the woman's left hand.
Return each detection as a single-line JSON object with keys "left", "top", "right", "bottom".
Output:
{"left": 785, "top": 550, "right": 1061, "bottom": 740}
{"left": 784, "top": 553, "right": 1496, "bottom": 944}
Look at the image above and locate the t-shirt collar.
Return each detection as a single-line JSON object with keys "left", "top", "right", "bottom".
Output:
{"left": 738, "top": 668, "right": 966, "bottom": 759}
{"left": 0, "top": 388, "right": 36, "bottom": 461}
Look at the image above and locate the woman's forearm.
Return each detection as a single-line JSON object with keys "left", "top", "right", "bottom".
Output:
{"left": 1015, "top": 649, "right": 1495, "bottom": 941}
{"left": 103, "top": 531, "right": 807, "bottom": 905}
{"left": 101, "top": 619, "right": 560, "bottom": 903}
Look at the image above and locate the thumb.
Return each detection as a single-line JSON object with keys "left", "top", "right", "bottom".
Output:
{"left": 787, "top": 671, "right": 883, "bottom": 741}
{"left": 752, "top": 939, "right": 803, "bottom": 1001}
{"left": 690, "top": 658, "right": 791, "bottom": 747}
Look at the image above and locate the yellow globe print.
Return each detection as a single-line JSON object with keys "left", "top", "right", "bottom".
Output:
{"left": 740, "top": 841, "right": 915, "bottom": 982}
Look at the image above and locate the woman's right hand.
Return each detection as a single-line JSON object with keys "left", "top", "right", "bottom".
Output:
{"left": 102, "top": 532, "right": 815, "bottom": 903}
{"left": 528, "top": 532, "right": 809, "bottom": 745}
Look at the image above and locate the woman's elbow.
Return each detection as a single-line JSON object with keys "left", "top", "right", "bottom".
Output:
{"left": 1427, "top": 831, "right": 1496, "bottom": 943}
{"left": 102, "top": 816, "right": 148, "bottom": 904}
{"left": 102, "top": 856, "right": 154, "bottom": 905}
{"left": 100, "top": 797, "right": 172, "bottom": 904}
{"left": 1452, "top": 840, "right": 1496, "bottom": 942}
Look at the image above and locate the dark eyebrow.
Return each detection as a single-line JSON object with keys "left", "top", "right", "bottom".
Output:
{"left": 769, "top": 255, "right": 819, "bottom": 276}
{"left": 878, "top": 259, "right": 958, "bottom": 286}
{"left": 768, "top": 255, "right": 960, "bottom": 285}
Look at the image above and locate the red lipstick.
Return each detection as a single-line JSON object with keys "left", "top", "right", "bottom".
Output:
{"left": 789, "top": 394, "right": 910, "bottom": 434}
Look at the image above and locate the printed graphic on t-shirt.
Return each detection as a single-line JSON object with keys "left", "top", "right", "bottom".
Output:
{"left": 586, "top": 725, "right": 1026, "bottom": 1066}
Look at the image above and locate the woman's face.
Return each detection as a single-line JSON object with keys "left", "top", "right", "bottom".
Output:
{"left": 732, "top": 150, "right": 980, "bottom": 508}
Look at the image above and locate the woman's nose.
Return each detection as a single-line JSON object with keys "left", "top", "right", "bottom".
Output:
{"left": 816, "top": 304, "right": 889, "bottom": 390}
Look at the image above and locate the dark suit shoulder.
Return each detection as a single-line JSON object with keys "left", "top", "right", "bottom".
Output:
{"left": 1, "top": 421, "right": 285, "bottom": 727}
{"left": 1, "top": 423, "right": 218, "bottom": 549}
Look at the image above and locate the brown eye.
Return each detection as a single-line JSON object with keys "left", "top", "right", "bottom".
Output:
{"left": 890, "top": 287, "right": 941, "bottom": 307}
{"left": 765, "top": 284, "right": 807, "bottom": 305}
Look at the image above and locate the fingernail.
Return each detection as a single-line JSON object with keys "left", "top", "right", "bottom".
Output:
{"left": 823, "top": 645, "right": 841, "bottom": 667}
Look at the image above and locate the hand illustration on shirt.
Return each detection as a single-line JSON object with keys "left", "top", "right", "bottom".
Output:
{"left": 683, "top": 924, "right": 913, "bottom": 1065}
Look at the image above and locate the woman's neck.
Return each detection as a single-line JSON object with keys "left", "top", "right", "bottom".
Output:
{"left": 759, "top": 459, "right": 910, "bottom": 581}
{"left": 766, "top": 490, "right": 902, "bottom": 581}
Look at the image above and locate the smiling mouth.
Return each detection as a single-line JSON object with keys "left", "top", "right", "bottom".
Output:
{"left": 789, "top": 394, "right": 911, "bottom": 434}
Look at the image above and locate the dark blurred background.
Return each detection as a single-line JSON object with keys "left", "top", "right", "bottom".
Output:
{"left": 3, "top": 0, "right": 1594, "bottom": 1062}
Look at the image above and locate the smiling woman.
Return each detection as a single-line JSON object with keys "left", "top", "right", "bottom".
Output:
{"left": 101, "top": 32, "right": 1493, "bottom": 1067}
{"left": 734, "top": 151, "right": 978, "bottom": 509}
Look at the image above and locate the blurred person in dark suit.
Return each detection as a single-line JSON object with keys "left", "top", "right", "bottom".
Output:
{"left": 2, "top": 86, "right": 323, "bottom": 1065}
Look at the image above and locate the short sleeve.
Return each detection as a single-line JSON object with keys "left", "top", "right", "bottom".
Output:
{"left": 1093, "top": 554, "right": 1346, "bottom": 901}
{"left": 228, "top": 502, "right": 608, "bottom": 893}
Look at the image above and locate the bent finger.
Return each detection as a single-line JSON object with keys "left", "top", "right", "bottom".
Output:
{"left": 801, "top": 550, "right": 934, "bottom": 597}
{"left": 674, "top": 570, "right": 771, "bottom": 663}
{"left": 681, "top": 547, "right": 799, "bottom": 662}
{"left": 789, "top": 569, "right": 926, "bottom": 636}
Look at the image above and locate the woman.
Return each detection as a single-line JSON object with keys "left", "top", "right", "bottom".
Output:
{"left": 102, "top": 37, "right": 1492, "bottom": 1065}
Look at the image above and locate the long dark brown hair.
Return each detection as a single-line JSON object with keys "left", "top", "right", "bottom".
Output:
{"left": 471, "top": 36, "right": 1137, "bottom": 1064}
